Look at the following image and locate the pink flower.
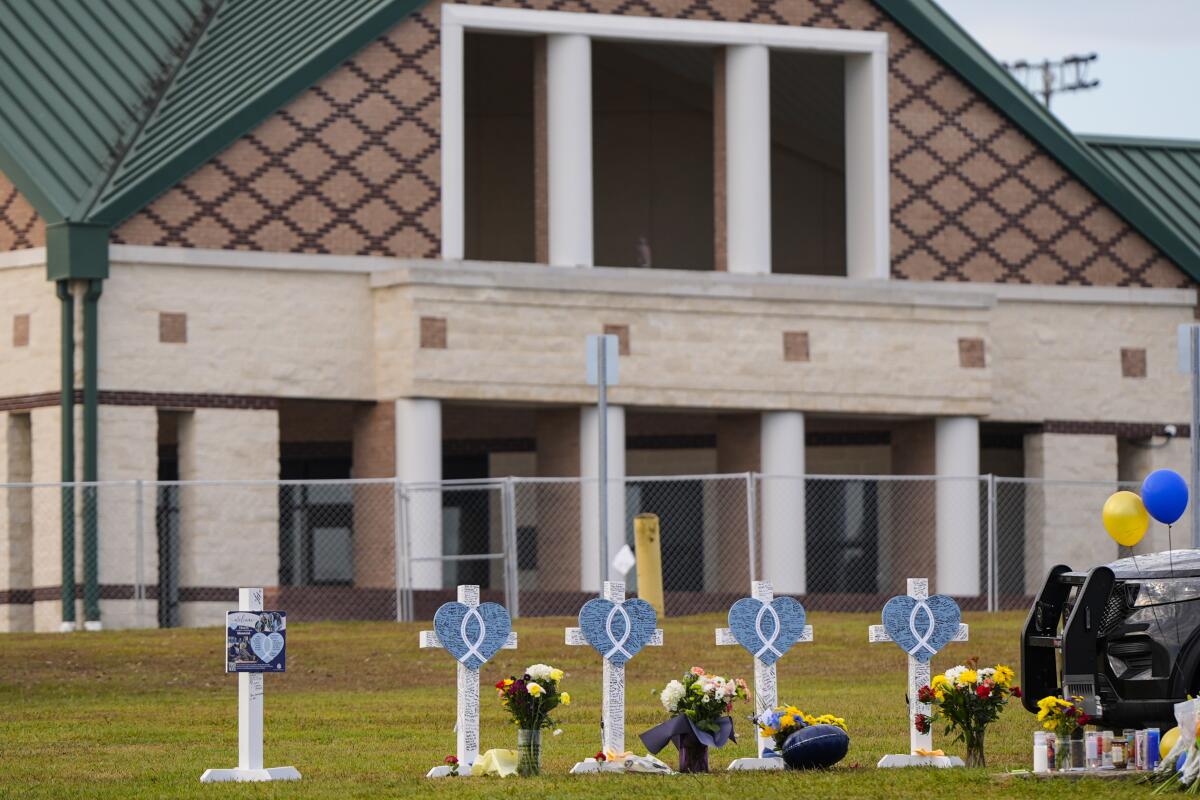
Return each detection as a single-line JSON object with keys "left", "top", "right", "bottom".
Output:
{"left": 690, "top": 667, "right": 706, "bottom": 676}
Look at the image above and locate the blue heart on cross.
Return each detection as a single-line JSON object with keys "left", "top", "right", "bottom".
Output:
{"left": 578, "top": 598, "right": 657, "bottom": 666}
{"left": 881, "top": 594, "right": 961, "bottom": 663}
{"left": 250, "top": 631, "right": 284, "bottom": 663}
{"left": 727, "top": 596, "right": 807, "bottom": 666}
{"left": 433, "top": 601, "right": 512, "bottom": 671}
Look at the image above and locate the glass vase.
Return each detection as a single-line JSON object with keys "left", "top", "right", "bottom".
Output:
{"left": 517, "top": 728, "right": 542, "bottom": 777}
{"left": 964, "top": 728, "right": 986, "bottom": 768}
{"left": 1055, "top": 732, "right": 1085, "bottom": 771}
{"left": 677, "top": 738, "right": 710, "bottom": 773}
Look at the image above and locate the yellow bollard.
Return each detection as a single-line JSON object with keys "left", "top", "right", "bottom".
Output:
{"left": 634, "top": 513, "right": 665, "bottom": 617}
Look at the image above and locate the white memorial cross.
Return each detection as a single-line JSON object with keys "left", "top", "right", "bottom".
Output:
{"left": 868, "top": 578, "right": 968, "bottom": 768}
{"left": 200, "top": 587, "right": 300, "bottom": 783}
{"left": 420, "top": 585, "right": 518, "bottom": 777}
{"left": 715, "top": 580, "right": 813, "bottom": 770}
{"left": 565, "top": 581, "right": 662, "bottom": 772}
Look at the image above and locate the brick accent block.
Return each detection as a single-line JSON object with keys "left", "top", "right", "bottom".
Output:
{"left": 12, "top": 313, "right": 29, "bottom": 347}
{"left": 958, "top": 337, "right": 985, "bottom": 368}
{"left": 420, "top": 316, "right": 447, "bottom": 349}
{"left": 604, "top": 323, "right": 630, "bottom": 355}
{"left": 159, "top": 312, "right": 187, "bottom": 344}
{"left": 783, "top": 331, "right": 810, "bottom": 362}
{"left": 1121, "top": 347, "right": 1147, "bottom": 378}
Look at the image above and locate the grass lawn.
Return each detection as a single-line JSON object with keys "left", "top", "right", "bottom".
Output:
{"left": 0, "top": 610, "right": 1153, "bottom": 798}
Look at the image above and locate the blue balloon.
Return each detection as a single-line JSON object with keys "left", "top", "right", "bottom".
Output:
{"left": 1142, "top": 469, "right": 1190, "bottom": 526}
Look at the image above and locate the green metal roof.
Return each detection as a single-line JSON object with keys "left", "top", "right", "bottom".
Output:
{"left": 0, "top": 0, "right": 209, "bottom": 223}
{"left": 3, "top": 0, "right": 1199, "bottom": 284}
{"left": 0, "top": 0, "right": 423, "bottom": 229}
{"left": 875, "top": 0, "right": 1200, "bottom": 283}
{"left": 1082, "top": 135, "right": 1200, "bottom": 260}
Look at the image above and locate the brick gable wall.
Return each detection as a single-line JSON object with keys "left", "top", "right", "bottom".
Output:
{"left": 107, "top": 0, "right": 1189, "bottom": 288}
{"left": 0, "top": 172, "right": 44, "bottom": 251}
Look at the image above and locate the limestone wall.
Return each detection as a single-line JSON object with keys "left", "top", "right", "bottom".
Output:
{"left": 0, "top": 263, "right": 59, "bottom": 397}
{"left": 99, "top": 257, "right": 375, "bottom": 399}
{"left": 991, "top": 295, "right": 1192, "bottom": 424}
{"left": 373, "top": 262, "right": 994, "bottom": 416}
{"left": 1023, "top": 433, "right": 1120, "bottom": 591}
{"left": 94, "top": 406, "right": 158, "bottom": 630}
{"left": 177, "top": 408, "right": 279, "bottom": 627}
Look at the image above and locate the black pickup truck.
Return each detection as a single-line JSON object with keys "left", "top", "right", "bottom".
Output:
{"left": 1022, "top": 551, "right": 1200, "bottom": 729}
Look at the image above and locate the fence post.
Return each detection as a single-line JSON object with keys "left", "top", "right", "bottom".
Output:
{"left": 392, "top": 478, "right": 407, "bottom": 623}
{"left": 986, "top": 473, "right": 997, "bottom": 613}
{"left": 135, "top": 479, "right": 145, "bottom": 628}
{"left": 502, "top": 478, "right": 520, "bottom": 618}
{"left": 745, "top": 472, "right": 758, "bottom": 584}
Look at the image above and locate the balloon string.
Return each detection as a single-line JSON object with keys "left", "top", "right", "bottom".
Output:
{"left": 1169, "top": 524, "right": 1182, "bottom": 648}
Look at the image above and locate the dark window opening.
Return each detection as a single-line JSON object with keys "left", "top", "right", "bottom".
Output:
{"left": 465, "top": 33, "right": 536, "bottom": 262}
{"left": 279, "top": 453, "right": 353, "bottom": 587}
{"left": 770, "top": 50, "right": 846, "bottom": 276}
{"left": 593, "top": 41, "right": 715, "bottom": 271}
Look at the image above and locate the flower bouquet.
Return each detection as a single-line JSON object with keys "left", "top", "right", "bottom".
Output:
{"left": 1035, "top": 694, "right": 1089, "bottom": 770}
{"left": 914, "top": 660, "right": 1021, "bottom": 767}
{"left": 495, "top": 663, "right": 570, "bottom": 776}
{"left": 639, "top": 667, "right": 748, "bottom": 773}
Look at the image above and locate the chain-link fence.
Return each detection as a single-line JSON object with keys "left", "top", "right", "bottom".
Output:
{"left": 0, "top": 474, "right": 1172, "bottom": 630}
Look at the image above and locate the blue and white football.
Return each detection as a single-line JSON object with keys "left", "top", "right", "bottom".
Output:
{"left": 781, "top": 724, "right": 850, "bottom": 770}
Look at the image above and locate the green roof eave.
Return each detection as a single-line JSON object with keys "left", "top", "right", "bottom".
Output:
{"left": 88, "top": 0, "right": 429, "bottom": 227}
{"left": 0, "top": 139, "right": 69, "bottom": 224}
{"left": 874, "top": 0, "right": 1200, "bottom": 283}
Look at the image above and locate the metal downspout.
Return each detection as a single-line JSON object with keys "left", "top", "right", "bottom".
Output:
{"left": 82, "top": 279, "right": 102, "bottom": 627}
{"left": 56, "top": 281, "right": 76, "bottom": 629}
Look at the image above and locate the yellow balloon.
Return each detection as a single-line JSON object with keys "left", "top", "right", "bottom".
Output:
{"left": 1162, "top": 726, "right": 1181, "bottom": 760}
{"left": 1103, "top": 491, "right": 1149, "bottom": 547}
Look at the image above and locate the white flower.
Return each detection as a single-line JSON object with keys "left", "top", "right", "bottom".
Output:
{"left": 977, "top": 668, "right": 995, "bottom": 681}
{"left": 944, "top": 666, "right": 965, "bottom": 685}
{"left": 660, "top": 680, "right": 686, "bottom": 712}
{"left": 526, "top": 664, "right": 555, "bottom": 682}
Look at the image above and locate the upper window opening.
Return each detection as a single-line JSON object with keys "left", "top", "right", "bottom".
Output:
{"left": 592, "top": 41, "right": 715, "bottom": 272}
{"left": 770, "top": 50, "right": 846, "bottom": 276}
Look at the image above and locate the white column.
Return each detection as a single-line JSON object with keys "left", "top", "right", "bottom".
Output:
{"left": 844, "top": 51, "right": 889, "bottom": 280}
{"left": 725, "top": 44, "right": 771, "bottom": 275}
{"left": 396, "top": 398, "right": 442, "bottom": 590}
{"left": 547, "top": 33, "right": 592, "bottom": 268}
{"left": 935, "top": 417, "right": 980, "bottom": 596}
{"left": 580, "top": 405, "right": 625, "bottom": 593}
{"left": 760, "top": 411, "right": 805, "bottom": 594}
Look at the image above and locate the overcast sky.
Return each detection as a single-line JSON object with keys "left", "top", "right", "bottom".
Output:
{"left": 936, "top": 0, "right": 1200, "bottom": 140}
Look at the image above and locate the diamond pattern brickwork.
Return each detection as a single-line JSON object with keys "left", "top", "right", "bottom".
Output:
{"left": 0, "top": 172, "right": 44, "bottom": 251}
{"left": 110, "top": 0, "right": 1191, "bottom": 288}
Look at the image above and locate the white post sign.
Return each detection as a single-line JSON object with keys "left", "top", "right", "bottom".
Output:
{"left": 869, "top": 578, "right": 968, "bottom": 768}
{"left": 715, "top": 580, "right": 812, "bottom": 770}
{"left": 566, "top": 581, "right": 662, "bottom": 773}
{"left": 420, "top": 585, "right": 518, "bottom": 777}
{"left": 200, "top": 587, "right": 300, "bottom": 783}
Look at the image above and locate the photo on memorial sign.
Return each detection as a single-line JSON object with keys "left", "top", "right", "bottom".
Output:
{"left": 226, "top": 611, "right": 287, "bottom": 673}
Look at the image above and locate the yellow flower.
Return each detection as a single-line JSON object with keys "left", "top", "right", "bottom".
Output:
{"left": 762, "top": 727, "right": 777, "bottom": 737}
{"left": 779, "top": 714, "right": 796, "bottom": 728}
{"left": 994, "top": 665, "right": 1014, "bottom": 686}
{"left": 786, "top": 706, "right": 802, "bottom": 717}
{"left": 550, "top": 668, "right": 564, "bottom": 682}
{"left": 931, "top": 675, "right": 950, "bottom": 691}
{"left": 503, "top": 678, "right": 514, "bottom": 687}
{"left": 934, "top": 689, "right": 945, "bottom": 702}
{"left": 958, "top": 670, "right": 978, "bottom": 686}
{"left": 561, "top": 692, "right": 571, "bottom": 705}
{"left": 528, "top": 682, "right": 545, "bottom": 697}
